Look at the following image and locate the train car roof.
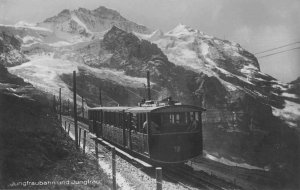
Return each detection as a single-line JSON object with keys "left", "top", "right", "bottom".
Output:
{"left": 88, "top": 106, "right": 131, "bottom": 112}
{"left": 127, "top": 105, "right": 205, "bottom": 113}
{"left": 88, "top": 105, "right": 205, "bottom": 113}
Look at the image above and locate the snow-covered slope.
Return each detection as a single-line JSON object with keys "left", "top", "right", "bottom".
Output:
{"left": 140, "top": 24, "right": 262, "bottom": 89}
{"left": 135, "top": 24, "right": 300, "bottom": 127}
{"left": 8, "top": 55, "right": 147, "bottom": 101}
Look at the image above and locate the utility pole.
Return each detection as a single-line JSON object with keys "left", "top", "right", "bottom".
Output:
{"left": 147, "top": 71, "right": 151, "bottom": 100}
{"left": 73, "top": 71, "right": 79, "bottom": 149}
{"left": 81, "top": 96, "right": 84, "bottom": 118}
{"left": 59, "top": 88, "right": 62, "bottom": 125}
{"left": 53, "top": 95, "right": 56, "bottom": 113}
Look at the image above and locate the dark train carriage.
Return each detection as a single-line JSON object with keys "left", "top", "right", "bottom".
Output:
{"left": 88, "top": 104, "right": 205, "bottom": 164}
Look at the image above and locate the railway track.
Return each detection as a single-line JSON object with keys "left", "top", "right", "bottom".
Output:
{"left": 193, "top": 157, "right": 280, "bottom": 184}
{"left": 163, "top": 164, "right": 241, "bottom": 190}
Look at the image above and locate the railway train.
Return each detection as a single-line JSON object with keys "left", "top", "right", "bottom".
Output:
{"left": 88, "top": 99, "right": 205, "bottom": 164}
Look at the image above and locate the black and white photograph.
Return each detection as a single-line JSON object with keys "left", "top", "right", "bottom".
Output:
{"left": 0, "top": 0, "right": 299, "bottom": 189}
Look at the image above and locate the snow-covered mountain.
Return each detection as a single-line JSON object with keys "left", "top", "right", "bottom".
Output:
{"left": 0, "top": 6, "right": 300, "bottom": 180}
{"left": 37, "top": 6, "right": 151, "bottom": 41}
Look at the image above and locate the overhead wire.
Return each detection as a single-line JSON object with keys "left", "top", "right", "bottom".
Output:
{"left": 254, "top": 41, "right": 300, "bottom": 55}
{"left": 257, "top": 46, "right": 300, "bottom": 59}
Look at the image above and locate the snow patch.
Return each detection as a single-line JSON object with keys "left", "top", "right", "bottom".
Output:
{"left": 8, "top": 56, "right": 148, "bottom": 101}
{"left": 71, "top": 13, "right": 91, "bottom": 33}
{"left": 281, "top": 92, "right": 298, "bottom": 99}
{"left": 240, "top": 64, "right": 258, "bottom": 75}
{"left": 8, "top": 56, "right": 78, "bottom": 100}
{"left": 13, "top": 21, "right": 52, "bottom": 32}
{"left": 22, "top": 35, "right": 42, "bottom": 43}
{"left": 82, "top": 66, "right": 149, "bottom": 89}
{"left": 222, "top": 80, "right": 238, "bottom": 91}
{"left": 166, "top": 24, "right": 196, "bottom": 37}
{"left": 272, "top": 100, "right": 300, "bottom": 127}
{"left": 200, "top": 42, "right": 210, "bottom": 56}
{"left": 204, "top": 152, "right": 268, "bottom": 171}
{"left": 48, "top": 41, "right": 72, "bottom": 47}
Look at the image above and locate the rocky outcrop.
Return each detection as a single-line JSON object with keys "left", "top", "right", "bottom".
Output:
{"left": 0, "top": 32, "right": 28, "bottom": 67}
{"left": 289, "top": 77, "right": 300, "bottom": 97}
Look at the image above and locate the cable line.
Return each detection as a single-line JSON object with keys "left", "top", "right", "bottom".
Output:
{"left": 254, "top": 42, "right": 300, "bottom": 55}
{"left": 257, "top": 47, "right": 300, "bottom": 59}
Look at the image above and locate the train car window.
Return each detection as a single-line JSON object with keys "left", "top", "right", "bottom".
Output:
{"left": 195, "top": 112, "right": 199, "bottom": 121}
{"left": 150, "top": 113, "right": 161, "bottom": 126}
{"left": 169, "top": 114, "right": 175, "bottom": 123}
{"left": 159, "top": 111, "right": 202, "bottom": 133}
{"left": 137, "top": 113, "right": 141, "bottom": 132}
{"left": 137, "top": 113, "right": 147, "bottom": 133}
{"left": 142, "top": 113, "right": 146, "bottom": 130}
{"left": 175, "top": 113, "right": 180, "bottom": 124}
{"left": 132, "top": 113, "right": 138, "bottom": 131}
{"left": 190, "top": 112, "right": 195, "bottom": 121}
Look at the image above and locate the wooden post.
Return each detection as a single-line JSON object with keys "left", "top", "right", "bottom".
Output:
{"left": 59, "top": 88, "right": 62, "bottom": 125}
{"left": 62, "top": 101, "right": 64, "bottom": 114}
{"left": 156, "top": 167, "right": 162, "bottom": 190}
{"left": 95, "top": 141, "right": 99, "bottom": 169}
{"left": 73, "top": 71, "right": 79, "bottom": 149}
{"left": 68, "top": 123, "right": 71, "bottom": 135}
{"left": 67, "top": 99, "right": 70, "bottom": 115}
{"left": 64, "top": 120, "right": 67, "bottom": 137}
{"left": 81, "top": 96, "right": 84, "bottom": 119}
{"left": 112, "top": 147, "right": 117, "bottom": 190}
{"left": 53, "top": 95, "right": 56, "bottom": 113}
{"left": 83, "top": 130, "right": 87, "bottom": 154}
{"left": 79, "top": 128, "right": 82, "bottom": 148}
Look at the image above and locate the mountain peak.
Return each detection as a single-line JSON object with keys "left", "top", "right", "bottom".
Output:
{"left": 94, "top": 6, "right": 111, "bottom": 12}
{"left": 93, "top": 6, "right": 123, "bottom": 19}
{"left": 58, "top": 9, "right": 71, "bottom": 16}
{"left": 167, "top": 23, "right": 198, "bottom": 36}
{"left": 77, "top": 7, "right": 90, "bottom": 13}
{"left": 40, "top": 6, "right": 151, "bottom": 35}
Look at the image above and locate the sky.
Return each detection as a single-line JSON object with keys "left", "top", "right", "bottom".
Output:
{"left": 0, "top": 0, "right": 299, "bottom": 82}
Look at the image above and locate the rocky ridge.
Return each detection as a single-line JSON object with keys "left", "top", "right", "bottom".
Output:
{"left": 0, "top": 32, "right": 28, "bottom": 67}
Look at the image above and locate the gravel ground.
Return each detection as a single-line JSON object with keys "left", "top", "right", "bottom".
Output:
{"left": 62, "top": 116, "right": 193, "bottom": 190}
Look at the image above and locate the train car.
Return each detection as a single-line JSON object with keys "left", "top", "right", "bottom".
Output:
{"left": 88, "top": 102, "right": 205, "bottom": 164}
